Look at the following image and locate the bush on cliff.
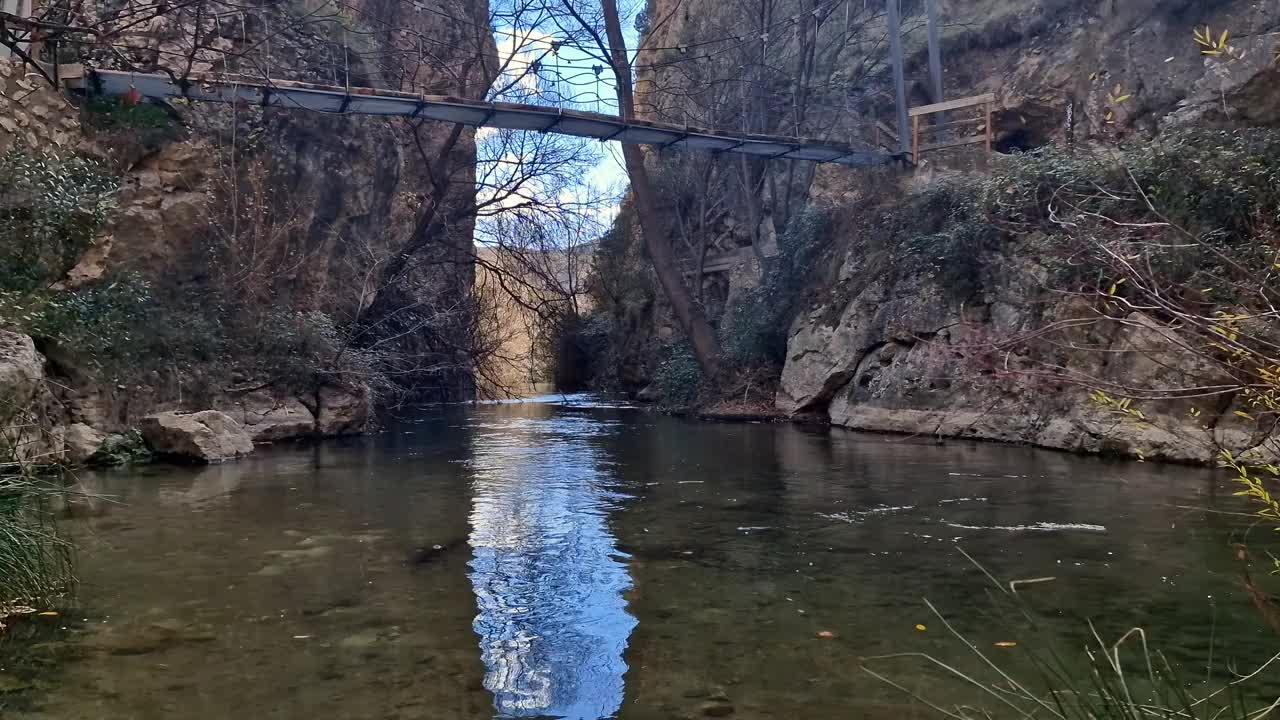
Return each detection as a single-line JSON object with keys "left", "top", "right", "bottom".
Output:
{"left": 0, "top": 146, "right": 115, "bottom": 295}
{"left": 719, "top": 205, "right": 829, "bottom": 367}
{"left": 0, "top": 146, "right": 156, "bottom": 377}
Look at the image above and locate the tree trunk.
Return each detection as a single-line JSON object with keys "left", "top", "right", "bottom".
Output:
{"left": 600, "top": 0, "right": 722, "bottom": 378}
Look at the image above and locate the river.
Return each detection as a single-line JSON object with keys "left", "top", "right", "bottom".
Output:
{"left": 6, "top": 395, "right": 1278, "bottom": 718}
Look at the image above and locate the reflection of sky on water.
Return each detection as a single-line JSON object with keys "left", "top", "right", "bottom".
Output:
{"left": 466, "top": 414, "right": 636, "bottom": 719}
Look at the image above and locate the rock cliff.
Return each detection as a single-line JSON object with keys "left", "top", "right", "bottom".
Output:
{"left": 597, "top": 0, "right": 1280, "bottom": 461}
{"left": 0, "top": 0, "right": 494, "bottom": 455}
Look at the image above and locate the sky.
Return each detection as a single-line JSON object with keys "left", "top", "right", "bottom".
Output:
{"left": 483, "top": 7, "right": 645, "bottom": 229}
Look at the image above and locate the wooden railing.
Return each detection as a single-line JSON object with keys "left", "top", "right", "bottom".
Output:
{"left": 908, "top": 92, "right": 996, "bottom": 165}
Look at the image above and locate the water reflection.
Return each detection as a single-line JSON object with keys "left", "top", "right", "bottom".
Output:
{"left": 465, "top": 407, "right": 637, "bottom": 719}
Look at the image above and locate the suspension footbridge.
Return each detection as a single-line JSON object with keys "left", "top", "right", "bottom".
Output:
{"left": 61, "top": 66, "right": 899, "bottom": 167}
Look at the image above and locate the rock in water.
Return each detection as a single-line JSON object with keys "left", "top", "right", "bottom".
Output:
{"left": 140, "top": 410, "right": 254, "bottom": 463}
{"left": 316, "top": 386, "right": 374, "bottom": 436}
{"left": 63, "top": 423, "right": 107, "bottom": 464}
{"left": 222, "top": 392, "right": 316, "bottom": 442}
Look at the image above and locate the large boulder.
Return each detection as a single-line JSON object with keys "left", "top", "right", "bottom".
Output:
{"left": 63, "top": 423, "right": 107, "bottom": 464}
{"left": 139, "top": 410, "right": 254, "bottom": 463}
{"left": 221, "top": 392, "right": 316, "bottom": 442}
{"left": 0, "top": 330, "right": 44, "bottom": 419}
{"left": 315, "top": 386, "right": 374, "bottom": 437}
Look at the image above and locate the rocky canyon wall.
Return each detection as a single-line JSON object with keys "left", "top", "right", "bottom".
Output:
{"left": 0, "top": 0, "right": 495, "bottom": 458}
{"left": 599, "top": 0, "right": 1280, "bottom": 462}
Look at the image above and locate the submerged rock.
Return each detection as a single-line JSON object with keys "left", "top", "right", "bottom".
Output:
{"left": 139, "top": 410, "right": 254, "bottom": 463}
{"left": 701, "top": 701, "right": 735, "bottom": 717}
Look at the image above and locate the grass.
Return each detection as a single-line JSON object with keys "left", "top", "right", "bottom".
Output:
{"left": 862, "top": 549, "right": 1280, "bottom": 720}
{"left": 0, "top": 430, "right": 75, "bottom": 628}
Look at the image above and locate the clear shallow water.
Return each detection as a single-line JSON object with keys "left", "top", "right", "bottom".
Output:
{"left": 9, "top": 396, "right": 1280, "bottom": 719}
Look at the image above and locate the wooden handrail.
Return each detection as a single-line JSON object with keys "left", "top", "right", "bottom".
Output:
{"left": 909, "top": 93, "right": 996, "bottom": 118}
{"left": 907, "top": 92, "right": 996, "bottom": 165}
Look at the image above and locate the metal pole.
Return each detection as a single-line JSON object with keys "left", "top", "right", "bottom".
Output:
{"left": 887, "top": 0, "right": 910, "bottom": 157}
{"left": 926, "top": 0, "right": 944, "bottom": 129}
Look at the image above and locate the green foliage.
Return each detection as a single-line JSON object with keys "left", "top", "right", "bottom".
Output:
{"left": 0, "top": 275, "right": 154, "bottom": 373}
{"left": 1125, "top": 130, "right": 1280, "bottom": 241}
{"left": 983, "top": 129, "right": 1280, "bottom": 239}
{"left": 86, "top": 430, "right": 152, "bottom": 468}
{"left": 872, "top": 128, "right": 1280, "bottom": 303}
{"left": 239, "top": 309, "right": 387, "bottom": 400}
{"left": 896, "top": 180, "right": 997, "bottom": 301}
{"left": 84, "top": 97, "right": 174, "bottom": 131}
{"left": 0, "top": 147, "right": 116, "bottom": 294}
{"left": 0, "top": 147, "right": 155, "bottom": 379}
{"left": 719, "top": 206, "right": 829, "bottom": 366}
{"left": 653, "top": 343, "right": 703, "bottom": 407}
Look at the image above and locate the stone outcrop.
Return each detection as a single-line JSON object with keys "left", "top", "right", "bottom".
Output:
{"left": 315, "top": 387, "right": 374, "bottom": 437}
{"left": 0, "top": 330, "right": 44, "bottom": 419}
{"left": 139, "top": 411, "right": 254, "bottom": 463}
{"left": 218, "top": 387, "right": 374, "bottom": 441}
{"left": 777, "top": 268, "right": 1251, "bottom": 462}
{"left": 63, "top": 423, "right": 107, "bottom": 464}
{"left": 221, "top": 393, "right": 317, "bottom": 443}
{"left": 0, "top": 62, "right": 80, "bottom": 154}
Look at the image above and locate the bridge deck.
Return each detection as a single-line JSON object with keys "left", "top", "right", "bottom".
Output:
{"left": 63, "top": 67, "right": 896, "bottom": 167}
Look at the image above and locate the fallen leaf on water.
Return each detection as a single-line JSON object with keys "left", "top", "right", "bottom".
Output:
{"left": 816, "top": 630, "right": 836, "bottom": 639}
{"left": 915, "top": 624, "right": 927, "bottom": 631}
{"left": 994, "top": 641, "right": 1017, "bottom": 648}
{"left": 37, "top": 611, "right": 59, "bottom": 617}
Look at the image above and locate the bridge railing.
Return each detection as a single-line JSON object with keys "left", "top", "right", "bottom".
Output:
{"left": 908, "top": 93, "right": 996, "bottom": 165}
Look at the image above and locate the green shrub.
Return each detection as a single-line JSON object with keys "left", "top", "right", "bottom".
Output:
{"left": 241, "top": 309, "right": 387, "bottom": 400}
{"left": 720, "top": 205, "right": 829, "bottom": 366}
{"left": 0, "top": 147, "right": 116, "bottom": 294}
{"left": 897, "top": 180, "right": 998, "bottom": 301}
{"left": 0, "top": 274, "right": 154, "bottom": 372}
{"left": 87, "top": 430, "right": 152, "bottom": 468}
{"left": 653, "top": 343, "right": 703, "bottom": 407}
{"left": 83, "top": 97, "right": 174, "bottom": 131}
{"left": 975, "top": 128, "right": 1280, "bottom": 298}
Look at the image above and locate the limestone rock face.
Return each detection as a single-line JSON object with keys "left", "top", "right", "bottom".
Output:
{"left": 0, "top": 330, "right": 44, "bottom": 419}
{"left": 63, "top": 423, "right": 108, "bottom": 464}
{"left": 0, "top": 62, "right": 80, "bottom": 154}
{"left": 222, "top": 393, "right": 317, "bottom": 443}
{"left": 777, "top": 247, "right": 1253, "bottom": 463}
{"left": 316, "top": 387, "right": 374, "bottom": 437}
{"left": 140, "top": 411, "right": 255, "bottom": 463}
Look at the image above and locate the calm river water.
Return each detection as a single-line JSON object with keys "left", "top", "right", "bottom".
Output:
{"left": 6, "top": 395, "right": 1279, "bottom": 719}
